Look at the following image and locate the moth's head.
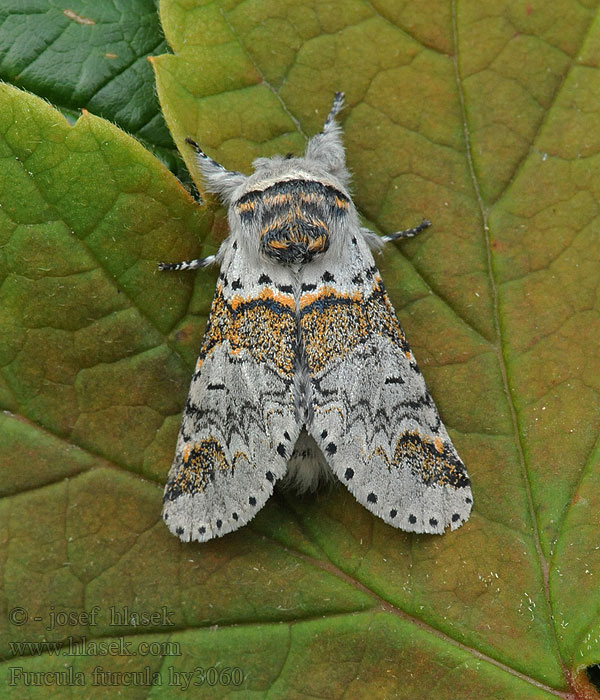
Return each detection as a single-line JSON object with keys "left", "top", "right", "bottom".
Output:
{"left": 247, "top": 115, "right": 350, "bottom": 196}
{"left": 190, "top": 93, "right": 350, "bottom": 206}
{"left": 195, "top": 95, "right": 353, "bottom": 265}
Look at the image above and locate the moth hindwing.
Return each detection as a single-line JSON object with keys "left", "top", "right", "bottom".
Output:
{"left": 160, "top": 92, "right": 472, "bottom": 542}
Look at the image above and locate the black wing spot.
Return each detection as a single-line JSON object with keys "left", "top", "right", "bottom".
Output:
{"left": 198, "top": 526, "right": 206, "bottom": 535}
{"left": 216, "top": 519, "right": 222, "bottom": 529}
{"left": 321, "top": 430, "right": 328, "bottom": 439}
{"left": 176, "top": 526, "right": 184, "bottom": 535}
{"left": 232, "top": 241, "right": 238, "bottom": 250}
{"left": 429, "top": 517, "right": 438, "bottom": 527}
{"left": 249, "top": 496, "right": 257, "bottom": 506}
{"left": 277, "top": 443, "right": 286, "bottom": 457}
{"left": 367, "top": 492, "right": 377, "bottom": 504}
{"left": 452, "top": 513, "right": 460, "bottom": 522}
{"left": 163, "top": 512, "right": 168, "bottom": 521}
{"left": 301, "top": 282, "right": 317, "bottom": 291}
{"left": 351, "top": 237, "right": 357, "bottom": 245}
{"left": 283, "top": 431, "right": 291, "bottom": 441}
{"left": 408, "top": 514, "right": 417, "bottom": 524}
{"left": 344, "top": 468, "right": 354, "bottom": 480}
{"left": 384, "top": 376, "right": 404, "bottom": 385}
{"left": 278, "top": 284, "right": 293, "bottom": 293}
{"left": 325, "top": 442, "right": 337, "bottom": 455}
{"left": 232, "top": 278, "right": 243, "bottom": 290}
{"left": 390, "top": 509, "right": 397, "bottom": 519}
{"left": 232, "top": 512, "right": 239, "bottom": 521}
{"left": 266, "top": 471, "right": 274, "bottom": 482}
{"left": 465, "top": 497, "right": 472, "bottom": 504}
{"left": 351, "top": 274, "right": 363, "bottom": 285}
{"left": 322, "top": 271, "right": 335, "bottom": 283}
{"left": 258, "top": 273, "right": 272, "bottom": 284}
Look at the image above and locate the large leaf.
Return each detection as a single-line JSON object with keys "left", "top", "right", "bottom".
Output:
{"left": 1, "top": 0, "right": 599, "bottom": 697}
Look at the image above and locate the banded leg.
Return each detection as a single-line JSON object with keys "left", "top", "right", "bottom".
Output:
{"left": 185, "top": 138, "right": 242, "bottom": 177}
{"left": 184, "top": 138, "right": 247, "bottom": 201}
{"left": 322, "top": 92, "right": 345, "bottom": 132}
{"left": 381, "top": 219, "right": 431, "bottom": 243}
{"left": 158, "top": 255, "right": 217, "bottom": 272}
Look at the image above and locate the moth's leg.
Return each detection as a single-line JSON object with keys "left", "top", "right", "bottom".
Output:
{"left": 185, "top": 138, "right": 247, "bottom": 201}
{"left": 306, "top": 92, "right": 347, "bottom": 178}
{"left": 159, "top": 138, "right": 240, "bottom": 272}
{"left": 188, "top": 183, "right": 203, "bottom": 206}
{"left": 381, "top": 219, "right": 431, "bottom": 244}
{"left": 185, "top": 138, "right": 241, "bottom": 177}
{"left": 322, "top": 91, "right": 345, "bottom": 132}
{"left": 158, "top": 255, "right": 217, "bottom": 272}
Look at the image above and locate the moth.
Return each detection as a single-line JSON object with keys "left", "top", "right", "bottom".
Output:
{"left": 160, "top": 93, "right": 472, "bottom": 542}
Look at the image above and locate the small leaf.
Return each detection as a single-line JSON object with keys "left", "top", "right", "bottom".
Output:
{"left": 0, "top": 0, "right": 181, "bottom": 171}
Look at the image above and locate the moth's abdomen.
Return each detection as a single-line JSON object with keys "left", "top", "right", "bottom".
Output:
{"left": 235, "top": 178, "right": 349, "bottom": 265}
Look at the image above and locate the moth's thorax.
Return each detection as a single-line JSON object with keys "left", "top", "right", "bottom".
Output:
{"left": 234, "top": 177, "right": 350, "bottom": 265}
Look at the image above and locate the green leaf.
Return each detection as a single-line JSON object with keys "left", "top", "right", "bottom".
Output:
{"left": 0, "top": 0, "right": 182, "bottom": 172}
{"left": 1, "top": 0, "right": 599, "bottom": 698}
